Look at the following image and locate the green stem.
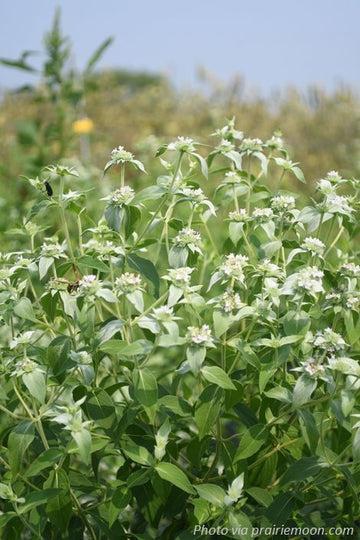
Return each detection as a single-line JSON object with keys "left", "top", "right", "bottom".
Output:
{"left": 59, "top": 175, "right": 77, "bottom": 267}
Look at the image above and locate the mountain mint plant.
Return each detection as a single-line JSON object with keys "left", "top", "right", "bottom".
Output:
{"left": 0, "top": 119, "right": 359, "bottom": 539}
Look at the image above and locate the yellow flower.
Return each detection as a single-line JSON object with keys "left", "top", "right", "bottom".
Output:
{"left": 72, "top": 118, "right": 94, "bottom": 134}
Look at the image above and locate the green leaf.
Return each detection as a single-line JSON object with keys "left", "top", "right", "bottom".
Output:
{"left": 201, "top": 366, "right": 236, "bottom": 390}
{"left": 77, "top": 255, "right": 110, "bottom": 273}
{"left": 229, "top": 221, "right": 244, "bottom": 245}
{"left": 280, "top": 457, "right": 328, "bottom": 486}
{"left": 39, "top": 256, "right": 54, "bottom": 280}
{"left": 292, "top": 165, "right": 306, "bottom": 183}
{"left": 44, "top": 469, "right": 72, "bottom": 532}
{"left": 8, "top": 421, "right": 35, "bottom": 478}
{"left": 353, "top": 428, "right": 360, "bottom": 461}
{"left": 282, "top": 310, "right": 310, "bottom": 336}
{"left": 22, "top": 369, "right": 46, "bottom": 404}
{"left": 298, "top": 410, "right": 319, "bottom": 453}
{"left": 158, "top": 395, "right": 192, "bottom": 416}
{"left": 246, "top": 487, "right": 273, "bottom": 507}
{"left": 85, "top": 388, "right": 116, "bottom": 429}
{"left": 186, "top": 345, "right": 206, "bottom": 374}
{"left": 127, "top": 253, "right": 160, "bottom": 297}
{"left": 85, "top": 37, "right": 114, "bottom": 74}
{"left": 213, "top": 310, "right": 233, "bottom": 337}
{"left": 168, "top": 245, "right": 188, "bottom": 268}
{"left": 131, "top": 185, "right": 166, "bottom": 205}
{"left": 122, "top": 444, "right": 154, "bottom": 466}
{"left": 234, "top": 424, "right": 268, "bottom": 462}
{"left": 127, "top": 468, "right": 152, "bottom": 488}
{"left": 18, "top": 489, "right": 63, "bottom": 514}
{"left": 25, "top": 448, "right": 63, "bottom": 478}
{"left": 72, "top": 428, "right": 92, "bottom": 464}
{"left": 155, "top": 462, "right": 195, "bottom": 494}
{"left": 265, "top": 493, "right": 295, "bottom": 525}
{"left": 264, "top": 386, "right": 292, "bottom": 403}
{"left": 195, "top": 484, "right": 225, "bottom": 507}
{"left": 195, "top": 385, "right": 223, "bottom": 439}
{"left": 108, "top": 487, "right": 131, "bottom": 528}
{"left": 293, "top": 374, "right": 317, "bottom": 407}
{"left": 133, "top": 368, "right": 158, "bottom": 407}
{"left": 99, "top": 339, "right": 153, "bottom": 356}
{"left": 14, "top": 297, "right": 38, "bottom": 322}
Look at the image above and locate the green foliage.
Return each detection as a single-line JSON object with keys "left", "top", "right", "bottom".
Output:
{"left": 0, "top": 117, "right": 360, "bottom": 539}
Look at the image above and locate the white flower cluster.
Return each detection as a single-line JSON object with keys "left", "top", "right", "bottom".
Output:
{"left": 79, "top": 275, "right": 101, "bottom": 296}
{"left": 111, "top": 146, "right": 134, "bottom": 162}
{"left": 179, "top": 187, "right": 205, "bottom": 202}
{"left": 84, "top": 239, "right": 123, "bottom": 257}
{"left": 220, "top": 253, "right": 249, "bottom": 280}
{"left": 271, "top": 195, "right": 295, "bottom": 212}
{"left": 316, "top": 178, "right": 335, "bottom": 195}
{"left": 152, "top": 306, "right": 176, "bottom": 322}
{"left": 252, "top": 207, "right": 274, "bottom": 221}
{"left": 174, "top": 228, "right": 201, "bottom": 248}
{"left": 228, "top": 209, "right": 248, "bottom": 222}
{"left": 323, "top": 194, "right": 354, "bottom": 215}
{"left": 111, "top": 186, "right": 135, "bottom": 205}
{"left": 266, "top": 135, "right": 283, "bottom": 149}
{"left": 41, "top": 242, "right": 66, "bottom": 258}
{"left": 300, "top": 359, "right": 326, "bottom": 377}
{"left": 224, "top": 171, "right": 242, "bottom": 184}
{"left": 165, "top": 267, "right": 193, "bottom": 288}
{"left": 240, "top": 138, "right": 263, "bottom": 152}
{"left": 296, "top": 266, "right": 324, "bottom": 295}
{"left": 313, "top": 328, "right": 346, "bottom": 351}
{"left": 215, "top": 139, "right": 235, "bottom": 153}
{"left": 257, "top": 259, "right": 282, "bottom": 277}
{"left": 115, "top": 273, "right": 142, "bottom": 294}
{"left": 167, "top": 136, "right": 196, "bottom": 153}
{"left": 187, "top": 324, "right": 213, "bottom": 345}
{"left": 301, "top": 237, "right": 325, "bottom": 255}
{"left": 221, "top": 289, "right": 242, "bottom": 313}
{"left": 340, "top": 262, "right": 360, "bottom": 278}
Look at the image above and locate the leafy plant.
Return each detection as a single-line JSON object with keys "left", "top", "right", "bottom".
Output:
{"left": 0, "top": 119, "right": 360, "bottom": 539}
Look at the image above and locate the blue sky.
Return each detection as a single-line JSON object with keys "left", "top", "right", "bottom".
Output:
{"left": 1, "top": 0, "right": 359, "bottom": 96}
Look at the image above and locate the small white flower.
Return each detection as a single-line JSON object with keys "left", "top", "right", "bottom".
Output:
{"left": 228, "top": 209, "right": 248, "bottom": 222}
{"left": 221, "top": 289, "right": 242, "bottom": 313}
{"left": 313, "top": 328, "right": 346, "bottom": 351}
{"left": 164, "top": 267, "right": 193, "bottom": 288}
{"left": 316, "top": 178, "right": 336, "bottom": 195}
{"left": 300, "top": 359, "right": 325, "bottom": 377}
{"left": 324, "top": 194, "right": 354, "bottom": 215}
{"left": 115, "top": 273, "right": 142, "bottom": 294}
{"left": 257, "top": 259, "right": 282, "bottom": 277}
{"left": 40, "top": 242, "right": 66, "bottom": 258}
{"left": 167, "top": 136, "right": 196, "bottom": 153}
{"left": 301, "top": 237, "right": 325, "bottom": 255}
{"left": 341, "top": 262, "right": 360, "bottom": 278}
{"left": 111, "top": 186, "right": 135, "bottom": 205}
{"left": 252, "top": 207, "right": 274, "bottom": 221}
{"left": 220, "top": 253, "right": 249, "bottom": 281}
{"left": 296, "top": 266, "right": 324, "bottom": 295}
{"left": 79, "top": 275, "right": 101, "bottom": 296}
{"left": 325, "top": 170, "right": 342, "bottom": 182}
{"left": 174, "top": 228, "right": 201, "bottom": 248}
{"left": 224, "top": 171, "right": 242, "bottom": 184}
{"left": 215, "top": 139, "right": 235, "bottom": 153}
{"left": 152, "top": 306, "right": 177, "bottom": 322}
{"left": 187, "top": 324, "right": 213, "bottom": 345}
{"left": 271, "top": 195, "right": 295, "bottom": 212}
{"left": 111, "top": 146, "right": 134, "bottom": 162}
{"left": 179, "top": 187, "right": 205, "bottom": 202}
{"left": 240, "top": 138, "right": 263, "bottom": 152}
